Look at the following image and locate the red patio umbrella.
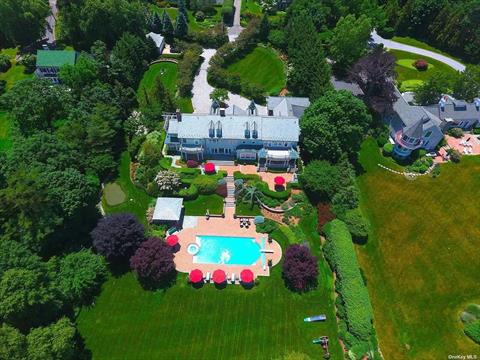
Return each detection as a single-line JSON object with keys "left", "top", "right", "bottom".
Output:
{"left": 189, "top": 269, "right": 203, "bottom": 283}
{"left": 240, "top": 269, "right": 254, "bottom": 283}
{"left": 212, "top": 269, "right": 226, "bottom": 284}
{"left": 204, "top": 162, "right": 215, "bottom": 173}
{"left": 274, "top": 176, "right": 285, "bottom": 186}
{"left": 166, "top": 234, "right": 179, "bottom": 247}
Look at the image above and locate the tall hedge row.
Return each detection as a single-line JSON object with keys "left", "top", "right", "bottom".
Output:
{"left": 323, "top": 219, "right": 374, "bottom": 341}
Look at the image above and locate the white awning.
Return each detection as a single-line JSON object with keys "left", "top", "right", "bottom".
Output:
{"left": 266, "top": 150, "right": 290, "bottom": 160}
{"left": 153, "top": 197, "right": 183, "bottom": 221}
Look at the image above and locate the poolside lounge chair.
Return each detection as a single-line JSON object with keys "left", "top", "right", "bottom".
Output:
{"left": 205, "top": 272, "right": 211, "bottom": 282}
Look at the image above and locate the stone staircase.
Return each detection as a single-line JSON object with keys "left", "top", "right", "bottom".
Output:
{"left": 225, "top": 175, "right": 236, "bottom": 208}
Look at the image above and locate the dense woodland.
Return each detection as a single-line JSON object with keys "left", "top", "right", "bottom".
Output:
{"left": 0, "top": 0, "right": 479, "bottom": 358}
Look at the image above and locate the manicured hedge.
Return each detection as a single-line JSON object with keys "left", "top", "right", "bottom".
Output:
{"left": 178, "top": 184, "right": 199, "bottom": 200}
{"left": 464, "top": 320, "right": 480, "bottom": 344}
{"left": 233, "top": 171, "right": 261, "bottom": 182}
{"left": 192, "top": 175, "right": 218, "bottom": 194}
{"left": 323, "top": 220, "right": 374, "bottom": 341}
{"left": 256, "top": 181, "right": 291, "bottom": 200}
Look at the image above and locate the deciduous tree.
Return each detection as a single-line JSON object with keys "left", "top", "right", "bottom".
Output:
{"left": 350, "top": 48, "right": 398, "bottom": 114}
{"left": 282, "top": 245, "right": 318, "bottom": 292}
{"left": 300, "top": 90, "right": 372, "bottom": 162}
{"left": 330, "top": 14, "right": 372, "bottom": 71}
{"left": 91, "top": 213, "right": 145, "bottom": 261}
{"left": 130, "top": 237, "right": 176, "bottom": 288}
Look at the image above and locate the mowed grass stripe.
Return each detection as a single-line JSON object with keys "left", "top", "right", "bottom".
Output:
{"left": 357, "top": 139, "right": 480, "bottom": 359}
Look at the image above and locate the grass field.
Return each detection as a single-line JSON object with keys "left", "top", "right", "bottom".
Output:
{"left": 356, "top": 139, "right": 480, "bottom": 359}
{"left": 102, "top": 152, "right": 154, "bottom": 224}
{"left": 0, "top": 111, "right": 12, "bottom": 152}
{"left": 0, "top": 48, "right": 32, "bottom": 89}
{"left": 390, "top": 49, "right": 459, "bottom": 92}
{"left": 137, "top": 62, "right": 193, "bottom": 113}
{"left": 235, "top": 201, "right": 262, "bottom": 216}
{"left": 77, "top": 208, "right": 343, "bottom": 360}
{"left": 241, "top": 0, "right": 262, "bottom": 16}
{"left": 227, "top": 46, "right": 286, "bottom": 95}
{"left": 391, "top": 36, "right": 464, "bottom": 64}
{"left": 184, "top": 194, "right": 224, "bottom": 216}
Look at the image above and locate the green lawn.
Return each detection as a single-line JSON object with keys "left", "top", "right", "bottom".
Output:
{"left": 102, "top": 152, "right": 154, "bottom": 224}
{"left": 150, "top": 5, "right": 222, "bottom": 33}
{"left": 77, "top": 209, "right": 343, "bottom": 360}
{"left": 391, "top": 36, "right": 465, "bottom": 64}
{"left": 235, "top": 201, "right": 262, "bottom": 216}
{"left": 184, "top": 194, "right": 224, "bottom": 216}
{"left": 0, "top": 111, "right": 12, "bottom": 152}
{"left": 137, "top": 62, "right": 193, "bottom": 113}
{"left": 241, "top": 0, "right": 262, "bottom": 16}
{"left": 0, "top": 48, "right": 32, "bottom": 89}
{"left": 227, "top": 46, "right": 286, "bottom": 95}
{"left": 355, "top": 139, "right": 480, "bottom": 359}
{"left": 390, "top": 49, "right": 459, "bottom": 92}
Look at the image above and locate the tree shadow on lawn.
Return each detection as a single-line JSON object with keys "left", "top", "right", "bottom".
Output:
{"left": 137, "top": 270, "right": 177, "bottom": 292}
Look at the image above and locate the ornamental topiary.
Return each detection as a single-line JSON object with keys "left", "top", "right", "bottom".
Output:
{"left": 413, "top": 59, "right": 428, "bottom": 71}
{"left": 254, "top": 215, "right": 265, "bottom": 225}
{"left": 448, "top": 127, "right": 464, "bottom": 139}
{"left": 186, "top": 160, "right": 198, "bottom": 168}
{"left": 130, "top": 237, "right": 176, "bottom": 289}
{"left": 282, "top": 244, "right": 318, "bottom": 292}
{"left": 382, "top": 142, "right": 394, "bottom": 156}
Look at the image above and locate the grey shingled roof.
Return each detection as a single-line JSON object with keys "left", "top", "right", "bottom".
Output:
{"left": 392, "top": 89, "right": 441, "bottom": 128}
{"left": 403, "top": 118, "right": 424, "bottom": 138}
{"left": 152, "top": 197, "right": 183, "bottom": 221}
{"left": 331, "top": 76, "right": 364, "bottom": 96}
{"left": 146, "top": 32, "right": 165, "bottom": 49}
{"left": 225, "top": 105, "right": 247, "bottom": 115}
{"left": 424, "top": 97, "right": 480, "bottom": 121}
{"left": 170, "top": 114, "right": 299, "bottom": 142}
{"left": 267, "top": 97, "right": 310, "bottom": 118}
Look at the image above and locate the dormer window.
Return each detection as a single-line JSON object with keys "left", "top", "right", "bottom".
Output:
{"left": 209, "top": 120, "right": 215, "bottom": 138}
{"left": 252, "top": 121, "right": 258, "bottom": 139}
{"left": 216, "top": 121, "right": 222, "bottom": 138}
{"left": 244, "top": 122, "right": 250, "bottom": 138}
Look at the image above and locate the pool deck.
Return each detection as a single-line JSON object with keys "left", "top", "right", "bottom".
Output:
{"left": 174, "top": 207, "right": 282, "bottom": 278}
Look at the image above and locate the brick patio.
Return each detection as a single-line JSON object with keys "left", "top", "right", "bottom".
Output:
{"left": 173, "top": 207, "right": 282, "bottom": 279}
{"left": 217, "top": 164, "right": 295, "bottom": 189}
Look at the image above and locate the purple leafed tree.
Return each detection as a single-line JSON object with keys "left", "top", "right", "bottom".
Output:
{"left": 282, "top": 244, "right": 318, "bottom": 292}
{"left": 130, "top": 237, "right": 176, "bottom": 288}
{"left": 91, "top": 213, "right": 145, "bottom": 261}
{"left": 349, "top": 47, "right": 398, "bottom": 115}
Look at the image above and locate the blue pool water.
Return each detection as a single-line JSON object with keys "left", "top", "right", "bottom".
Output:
{"left": 194, "top": 235, "right": 261, "bottom": 265}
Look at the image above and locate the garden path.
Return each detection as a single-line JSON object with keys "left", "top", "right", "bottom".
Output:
{"left": 191, "top": 0, "right": 267, "bottom": 114}
{"left": 371, "top": 30, "right": 466, "bottom": 72}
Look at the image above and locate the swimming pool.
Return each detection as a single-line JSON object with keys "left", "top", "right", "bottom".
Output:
{"left": 194, "top": 235, "right": 262, "bottom": 265}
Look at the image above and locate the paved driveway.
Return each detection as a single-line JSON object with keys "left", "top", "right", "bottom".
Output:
{"left": 371, "top": 30, "right": 465, "bottom": 72}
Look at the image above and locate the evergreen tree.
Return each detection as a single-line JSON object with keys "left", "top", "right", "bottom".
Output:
{"left": 162, "top": 12, "right": 174, "bottom": 38}
{"left": 152, "top": 12, "right": 163, "bottom": 33}
{"left": 150, "top": 77, "right": 176, "bottom": 112}
{"left": 175, "top": 13, "right": 189, "bottom": 38}
{"left": 178, "top": 0, "right": 189, "bottom": 22}
{"left": 286, "top": 16, "right": 331, "bottom": 100}
{"left": 259, "top": 14, "right": 270, "bottom": 41}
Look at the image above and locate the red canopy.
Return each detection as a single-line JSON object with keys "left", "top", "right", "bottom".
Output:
{"left": 189, "top": 269, "right": 203, "bottom": 283}
{"left": 204, "top": 162, "right": 215, "bottom": 173}
{"left": 166, "top": 234, "right": 179, "bottom": 247}
{"left": 240, "top": 269, "right": 254, "bottom": 283}
{"left": 212, "top": 269, "right": 226, "bottom": 284}
{"left": 274, "top": 176, "right": 285, "bottom": 186}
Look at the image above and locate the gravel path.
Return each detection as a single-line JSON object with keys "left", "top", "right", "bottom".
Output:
{"left": 44, "top": 0, "right": 57, "bottom": 43}
{"left": 371, "top": 30, "right": 465, "bottom": 72}
{"left": 191, "top": 0, "right": 266, "bottom": 115}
